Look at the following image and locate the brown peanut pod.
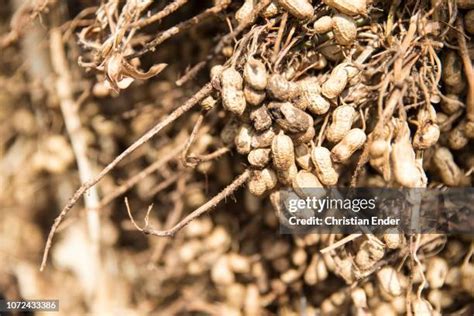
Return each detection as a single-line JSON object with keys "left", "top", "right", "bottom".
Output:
{"left": 292, "top": 170, "right": 324, "bottom": 199}
{"left": 248, "top": 170, "right": 268, "bottom": 196}
{"left": 355, "top": 239, "right": 384, "bottom": 270}
{"left": 221, "top": 119, "right": 240, "bottom": 145}
{"left": 221, "top": 67, "right": 243, "bottom": 89}
{"left": 461, "top": 263, "right": 474, "bottom": 296}
{"left": 322, "top": 64, "right": 349, "bottom": 99}
{"left": 244, "top": 56, "right": 268, "bottom": 90}
{"left": 261, "top": 168, "right": 278, "bottom": 190}
{"left": 377, "top": 267, "right": 402, "bottom": 297}
{"left": 222, "top": 87, "right": 246, "bottom": 115}
{"left": 268, "top": 102, "right": 312, "bottom": 133}
{"left": 250, "top": 106, "right": 272, "bottom": 131}
{"left": 412, "top": 298, "right": 434, "bottom": 316}
{"left": 413, "top": 123, "right": 440, "bottom": 150}
{"left": 448, "top": 121, "right": 469, "bottom": 150}
{"left": 260, "top": 1, "right": 280, "bottom": 18}
{"left": 383, "top": 228, "right": 404, "bottom": 249}
{"left": 331, "top": 128, "right": 366, "bottom": 163}
{"left": 426, "top": 257, "right": 448, "bottom": 289}
{"left": 332, "top": 14, "right": 357, "bottom": 45}
{"left": 293, "top": 125, "right": 316, "bottom": 145}
{"left": 296, "top": 78, "right": 331, "bottom": 115}
{"left": 277, "top": 162, "right": 298, "bottom": 185}
{"left": 465, "top": 10, "right": 474, "bottom": 34}
{"left": 441, "top": 94, "right": 463, "bottom": 114}
{"left": 391, "top": 122, "right": 426, "bottom": 187}
{"left": 322, "top": 0, "right": 366, "bottom": 16}
{"left": 313, "top": 16, "right": 333, "bottom": 33}
{"left": 326, "top": 105, "right": 356, "bottom": 142}
{"left": 442, "top": 51, "right": 466, "bottom": 94}
{"left": 244, "top": 85, "right": 266, "bottom": 106}
{"left": 432, "top": 147, "right": 463, "bottom": 187}
{"left": 248, "top": 148, "right": 271, "bottom": 168}
{"left": 276, "top": 0, "right": 314, "bottom": 19}
{"left": 272, "top": 131, "right": 295, "bottom": 171}
{"left": 235, "top": 124, "right": 253, "bottom": 154}
{"left": 295, "top": 144, "right": 313, "bottom": 170}
{"left": 465, "top": 120, "right": 474, "bottom": 138}
{"left": 267, "top": 74, "right": 299, "bottom": 100}
{"left": 252, "top": 128, "right": 275, "bottom": 148}
{"left": 235, "top": 0, "right": 255, "bottom": 24}
{"left": 311, "top": 146, "right": 339, "bottom": 186}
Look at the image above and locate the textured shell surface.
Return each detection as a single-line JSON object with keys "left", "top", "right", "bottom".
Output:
{"left": 276, "top": 0, "right": 314, "bottom": 19}
{"left": 243, "top": 57, "right": 268, "bottom": 90}
{"left": 322, "top": 0, "right": 367, "bottom": 16}
{"left": 332, "top": 14, "right": 357, "bottom": 45}
{"left": 272, "top": 131, "right": 295, "bottom": 170}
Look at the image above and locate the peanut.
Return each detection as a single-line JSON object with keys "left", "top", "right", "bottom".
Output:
{"left": 311, "top": 146, "right": 339, "bottom": 186}
{"left": 413, "top": 123, "right": 440, "bottom": 150}
{"left": 267, "top": 74, "right": 299, "bottom": 100}
{"left": 235, "top": 124, "right": 253, "bottom": 154}
{"left": 296, "top": 77, "right": 331, "bottom": 115}
{"left": 295, "top": 144, "right": 313, "bottom": 170}
{"left": 272, "top": 131, "right": 295, "bottom": 171}
{"left": 332, "top": 14, "right": 357, "bottom": 45}
{"left": 391, "top": 122, "right": 426, "bottom": 187}
{"left": 292, "top": 170, "right": 324, "bottom": 199}
{"left": 244, "top": 56, "right": 268, "bottom": 90}
{"left": 235, "top": 0, "right": 255, "bottom": 24}
{"left": 322, "top": 64, "right": 349, "bottom": 98}
{"left": 250, "top": 106, "right": 272, "bottom": 131}
{"left": 313, "top": 16, "right": 333, "bottom": 33}
{"left": 322, "top": 0, "right": 367, "bottom": 16}
{"left": 268, "top": 102, "right": 313, "bottom": 133}
{"left": 326, "top": 105, "right": 356, "bottom": 142}
{"left": 244, "top": 85, "right": 266, "bottom": 106}
{"left": 276, "top": 0, "right": 314, "bottom": 20}
{"left": 331, "top": 128, "right": 366, "bottom": 163}
{"left": 432, "top": 147, "right": 463, "bottom": 186}
{"left": 248, "top": 148, "right": 271, "bottom": 167}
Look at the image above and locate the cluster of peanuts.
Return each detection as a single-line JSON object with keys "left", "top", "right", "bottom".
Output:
{"left": 212, "top": 59, "right": 367, "bottom": 197}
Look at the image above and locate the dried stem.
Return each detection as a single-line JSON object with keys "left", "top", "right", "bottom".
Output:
{"left": 127, "top": 169, "right": 250, "bottom": 237}
{"left": 50, "top": 28, "right": 101, "bottom": 264}
{"left": 134, "top": 0, "right": 189, "bottom": 28}
{"left": 40, "top": 82, "right": 213, "bottom": 271}
{"left": 456, "top": 18, "right": 474, "bottom": 121}
{"left": 129, "top": 2, "right": 230, "bottom": 59}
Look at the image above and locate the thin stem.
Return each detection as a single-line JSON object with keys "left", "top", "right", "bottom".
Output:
{"left": 127, "top": 170, "right": 250, "bottom": 237}
{"left": 40, "top": 82, "right": 213, "bottom": 271}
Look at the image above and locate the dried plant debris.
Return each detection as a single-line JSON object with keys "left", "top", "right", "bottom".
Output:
{"left": 0, "top": 0, "right": 473, "bottom": 315}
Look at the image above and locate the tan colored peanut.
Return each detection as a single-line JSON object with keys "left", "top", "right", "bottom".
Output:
{"left": 313, "top": 16, "right": 333, "bottom": 33}
{"left": 295, "top": 144, "right": 313, "bottom": 170}
{"left": 235, "top": 0, "right": 255, "bottom": 24}
{"left": 432, "top": 147, "right": 463, "bottom": 187}
{"left": 326, "top": 105, "right": 356, "bottom": 142}
{"left": 276, "top": 0, "right": 314, "bottom": 19}
{"left": 377, "top": 267, "right": 402, "bottom": 297}
{"left": 331, "top": 128, "right": 366, "bottom": 163}
{"left": 272, "top": 131, "right": 295, "bottom": 171}
{"left": 413, "top": 123, "right": 440, "bottom": 150}
{"left": 243, "top": 57, "right": 268, "bottom": 91}
{"left": 292, "top": 170, "right": 324, "bottom": 199}
{"left": 311, "top": 146, "right": 339, "bottom": 186}
{"left": 248, "top": 148, "right": 271, "bottom": 167}
{"left": 244, "top": 85, "right": 266, "bottom": 106}
{"left": 267, "top": 74, "right": 299, "bottom": 100}
{"left": 391, "top": 122, "right": 426, "bottom": 187}
{"left": 235, "top": 124, "right": 253, "bottom": 154}
{"left": 332, "top": 14, "right": 357, "bottom": 45}
{"left": 322, "top": 0, "right": 367, "bottom": 16}
{"left": 448, "top": 121, "right": 469, "bottom": 150}
{"left": 252, "top": 128, "right": 275, "bottom": 148}
{"left": 322, "top": 64, "right": 349, "bottom": 98}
